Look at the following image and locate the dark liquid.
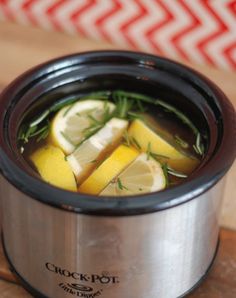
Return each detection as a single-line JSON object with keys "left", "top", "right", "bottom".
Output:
{"left": 18, "top": 90, "right": 204, "bottom": 192}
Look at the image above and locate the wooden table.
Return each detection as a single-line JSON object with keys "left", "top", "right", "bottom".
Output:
{"left": 0, "top": 21, "right": 236, "bottom": 297}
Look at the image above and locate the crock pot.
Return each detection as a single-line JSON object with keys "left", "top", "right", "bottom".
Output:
{"left": 0, "top": 51, "right": 235, "bottom": 298}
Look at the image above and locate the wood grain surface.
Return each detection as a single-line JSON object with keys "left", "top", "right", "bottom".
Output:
{"left": 0, "top": 280, "right": 30, "bottom": 298}
{"left": 0, "top": 228, "right": 235, "bottom": 298}
{"left": 0, "top": 21, "right": 236, "bottom": 297}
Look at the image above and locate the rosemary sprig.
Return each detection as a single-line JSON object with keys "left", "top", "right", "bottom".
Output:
{"left": 162, "top": 163, "right": 169, "bottom": 187}
{"left": 18, "top": 122, "right": 50, "bottom": 143}
{"left": 146, "top": 142, "right": 152, "bottom": 160}
{"left": 82, "top": 125, "right": 103, "bottom": 139}
{"left": 113, "top": 90, "right": 154, "bottom": 104}
{"left": 36, "top": 123, "right": 50, "bottom": 142}
{"left": 131, "top": 137, "right": 141, "bottom": 150}
{"left": 82, "top": 112, "right": 109, "bottom": 139}
{"left": 113, "top": 92, "right": 134, "bottom": 119}
{"left": 193, "top": 132, "right": 204, "bottom": 156}
{"left": 174, "top": 134, "right": 189, "bottom": 149}
{"left": 80, "top": 91, "right": 111, "bottom": 100}
{"left": 145, "top": 142, "right": 170, "bottom": 162}
{"left": 60, "top": 131, "right": 75, "bottom": 145}
{"left": 167, "top": 166, "right": 188, "bottom": 178}
{"left": 24, "top": 93, "right": 109, "bottom": 133}
{"left": 145, "top": 142, "right": 187, "bottom": 179}
{"left": 103, "top": 100, "right": 113, "bottom": 122}
{"left": 117, "top": 178, "right": 129, "bottom": 190}
{"left": 63, "top": 104, "right": 74, "bottom": 117}
{"left": 95, "top": 158, "right": 105, "bottom": 169}
{"left": 87, "top": 114, "right": 101, "bottom": 125}
{"left": 18, "top": 125, "right": 37, "bottom": 143}
{"left": 149, "top": 152, "right": 169, "bottom": 160}
{"left": 76, "top": 103, "right": 114, "bottom": 148}
{"left": 29, "top": 110, "right": 50, "bottom": 127}
{"left": 123, "top": 130, "right": 131, "bottom": 147}
{"left": 18, "top": 97, "right": 79, "bottom": 144}
{"left": 136, "top": 99, "right": 146, "bottom": 112}
{"left": 127, "top": 111, "right": 143, "bottom": 120}
{"left": 111, "top": 90, "right": 205, "bottom": 157}
{"left": 90, "top": 159, "right": 98, "bottom": 163}
{"left": 154, "top": 99, "right": 199, "bottom": 135}
{"left": 121, "top": 89, "right": 198, "bottom": 137}
{"left": 122, "top": 131, "right": 141, "bottom": 150}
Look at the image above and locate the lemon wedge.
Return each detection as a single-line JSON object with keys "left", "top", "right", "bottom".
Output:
{"left": 50, "top": 99, "right": 115, "bottom": 154}
{"left": 67, "top": 118, "right": 128, "bottom": 183}
{"left": 100, "top": 153, "right": 166, "bottom": 196}
{"left": 128, "top": 119, "right": 199, "bottom": 173}
{"left": 30, "top": 145, "right": 77, "bottom": 191}
{"left": 78, "top": 144, "right": 139, "bottom": 195}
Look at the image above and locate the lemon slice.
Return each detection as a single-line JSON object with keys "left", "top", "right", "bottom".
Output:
{"left": 100, "top": 153, "right": 166, "bottom": 196}
{"left": 67, "top": 118, "right": 128, "bottom": 183}
{"left": 128, "top": 119, "right": 199, "bottom": 173}
{"left": 78, "top": 144, "right": 139, "bottom": 195}
{"left": 50, "top": 99, "right": 115, "bottom": 154}
{"left": 30, "top": 145, "right": 77, "bottom": 191}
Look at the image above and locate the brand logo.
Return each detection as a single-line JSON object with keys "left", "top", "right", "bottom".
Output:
{"left": 59, "top": 282, "right": 103, "bottom": 297}
{"left": 67, "top": 284, "right": 93, "bottom": 292}
{"left": 46, "top": 263, "right": 119, "bottom": 284}
{"left": 46, "top": 263, "right": 120, "bottom": 297}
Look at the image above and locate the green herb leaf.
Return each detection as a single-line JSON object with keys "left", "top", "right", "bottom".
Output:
{"left": 60, "top": 131, "right": 75, "bottom": 145}
{"left": 117, "top": 178, "right": 129, "bottom": 190}
{"left": 36, "top": 124, "right": 50, "bottom": 142}
{"left": 112, "top": 91, "right": 134, "bottom": 119}
{"left": 113, "top": 90, "right": 207, "bottom": 158}
{"left": 87, "top": 114, "right": 101, "bottom": 125}
{"left": 174, "top": 135, "right": 189, "bottom": 149}
{"left": 131, "top": 137, "right": 141, "bottom": 150}
{"left": 81, "top": 91, "right": 111, "bottom": 100}
{"left": 90, "top": 159, "right": 98, "bottom": 163}
{"left": 18, "top": 121, "right": 50, "bottom": 144}
{"left": 30, "top": 110, "right": 50, "bottom": 127}
{"left": 123, "top": 130, "right": 131, "bottom": 147}
{"left": 149, "top": 152, "right": 169, "bottom": 160}
{"left": 136, "top": 99, "right": 146, "bottom": 112}
{"left": 112, "top": 91, "right": 204, "bottom": 156}
{"left": 162, "top": 163, "right": 169, "bottom": 187}
{"left": 63, "top": 104, "right": 74, "bottom": 117}
{"left": 49, "top": 97, "right": 79, "bottom": 113}
{"left": 127, "top": 111, "right": 143, "bottom": 120}
{"left": 167, "top": 166, "right": 188, "bottom": 178}
{"left": 194, "top": 132, "right": 204, "bottom": 156}
{"left": 146, "top": 142, "right": 152, "bottom": 160}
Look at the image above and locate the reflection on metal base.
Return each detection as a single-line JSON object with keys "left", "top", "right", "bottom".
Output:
{"left": 2, "top": 234, "right": 220, "bottom": 298}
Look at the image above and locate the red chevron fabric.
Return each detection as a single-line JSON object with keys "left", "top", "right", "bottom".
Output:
{"left": 0, "top": 0, "right": 235, "bottom": 70}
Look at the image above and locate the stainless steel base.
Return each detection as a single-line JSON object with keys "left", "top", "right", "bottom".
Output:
{"left": 2, "top": 235, "right": 220, "bottom": 298}
{"left": 1, "top": 176, "right": 225, "bottom": 298}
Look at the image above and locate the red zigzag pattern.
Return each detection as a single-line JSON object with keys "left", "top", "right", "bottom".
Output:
{"left": 0, "top": 0, "right": 235, "bottom": 69}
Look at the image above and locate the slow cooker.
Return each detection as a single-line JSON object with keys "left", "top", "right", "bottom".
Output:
{"left": 0, "top": 51, "right": 235, "bottom": 298}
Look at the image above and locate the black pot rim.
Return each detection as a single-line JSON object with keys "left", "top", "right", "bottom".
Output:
{"left": 0, "top": 50, "right": 235, "bottom": 216}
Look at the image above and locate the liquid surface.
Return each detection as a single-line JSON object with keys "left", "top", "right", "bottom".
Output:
{"left": 18, "top": 90, "right": 205, "bottom": 196}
